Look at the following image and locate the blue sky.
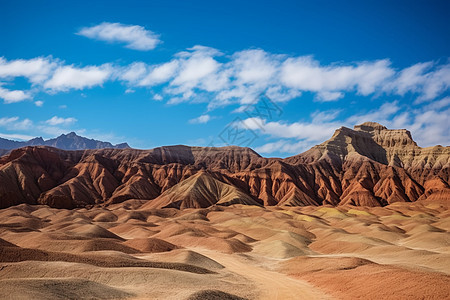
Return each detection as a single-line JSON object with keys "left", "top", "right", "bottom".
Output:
{"left": 0, "top": 0, "right": 449, "bottom": 157}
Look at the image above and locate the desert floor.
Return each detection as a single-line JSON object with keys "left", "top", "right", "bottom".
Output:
{"left": 0, "top": 200, "right": 449, "bottom": 299}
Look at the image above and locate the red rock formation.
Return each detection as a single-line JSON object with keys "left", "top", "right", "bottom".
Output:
{"left": 0, "top": 122, "right": 448, "bottom": 209}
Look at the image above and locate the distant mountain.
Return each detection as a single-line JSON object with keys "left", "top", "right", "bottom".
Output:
{"left": 0, "top": 132, "right": 130, "bottom": 151}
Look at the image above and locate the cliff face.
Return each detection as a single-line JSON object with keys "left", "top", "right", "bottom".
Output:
{"left": 0, "top": 122, "right": 448, "bottom": 209}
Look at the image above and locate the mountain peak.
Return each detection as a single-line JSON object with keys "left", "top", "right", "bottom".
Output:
{"left": 354, "top": 122, "right": 417, "bottom": 149}
{"left": 64, "top": 132, "right": 78, "bottom": 138}
{"left": 354, "top": 122, "right": 388, "bottom": 132}
{"left": 288, "top": 122, "right": 421, "bottom": 167}
{"left": 28, "top": 137, "right": 45, "bottom": 144}
{"left": 0, "top": 132, "right": 129, "bottom": 151}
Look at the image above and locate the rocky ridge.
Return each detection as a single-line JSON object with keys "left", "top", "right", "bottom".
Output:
{"left": 0, "top": 122, "right": 448, "bottom": 209}
{"left": 0, "top": 132, "right": 130, "bottom": 151}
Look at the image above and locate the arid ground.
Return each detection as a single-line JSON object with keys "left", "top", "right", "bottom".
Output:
{"left": 1, "top": 199, "right": 449, "bottom": 299}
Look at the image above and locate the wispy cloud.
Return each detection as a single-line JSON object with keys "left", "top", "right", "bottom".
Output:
{"left": 45, "top": 116, "right": 77, "bottom": 126}
{"left": 315, "top": 91, "right": 344, "bottom": 102}
{"left": 240, "top": 117, "right": 340, "bottom": 144}
{"left": 189, "top": 114, "right": 211, "bottom": 124}
{"left": 0, "top": 132, "right": 35, "bottom": 140}
{"left": 281, "top": 57, "right": 394, "bottom": 95}
{"left": 1, "top": 46, "right": 449, "bottom": 112}
{"left": 77, "top": 22, "right": 161, "bottom": 51}
{"left": 112, "top": 47, "right": 450, "bottom": 108}
{"left": 44, "top": 64, "right": 112, "bottom": 92}
{"left": 255, "top": 140, "right": 310, "bottom": 155}
{"left": 139, "top": 60, "right": 179, "bottom": 86}
{"left": 0, "top": 56, "right": 57, "bottom": 83}
{"left": 0, "top": 116, "right": 33, "bottom": 131}
{"left": 0, "top": 86, "right": 31, "bottom": 103}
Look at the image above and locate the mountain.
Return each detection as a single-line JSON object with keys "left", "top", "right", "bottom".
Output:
{"left": 0, "top": 132, "right": 130, "bottom": 151}
{"left": 0, "top": 122, "right": 448, "bottom": 209}
{"left": 141, "top": 171, "right": 262, "bottom": 209}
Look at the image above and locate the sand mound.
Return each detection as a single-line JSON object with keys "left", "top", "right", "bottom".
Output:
{"left": 65, "top": 224, "right": 124, "bottom": 240}
{"left": 175, "top": 211, "right": 210, "bottom": 221}
{"left": 0, "top": 278, "right": 133, "bottom": 300}
{"left": 92, "top": 211, "right": 118, "bottom": 222}
{"left": 0, "top": 244, "right": 213, "bottom": 274}
{"left": 400, "top": 232, "right": 450, "bottom": 249}
{"left": 150, "top": 249, "right": 224, "bottom": 270}
{"left": 263, "top": 231, "right": 312, "bottom": 249}
{"left": 78, "top": 239, "right": 140, "bottom": 253}
{"left": 293, "top": 263, "right": 450, "bottom": 300}
{"left": 123, "top": 238, "right": 178, "bottom": 253}
{"left": 253, "top": 240, "right": 307, "bottom": 259}
{"left": 279, "top": 256, "right": 373, "bottom": 274}
{"left": 108, "top": 223, "right": 159, "bottom": 239}
{"left": 153, "top": 223, "right": 208, "bottom": 239}
{"left": 9, "top": 236, "right": 139, "bottom": 254}
{"left": 167, "top": 235, "right": 252, "bottom": 254}
{"left": 187, "top": 289, "right": 247, "bottom": 300}
{"left": 117, "top": 211, "right": 149, "bottom": 223}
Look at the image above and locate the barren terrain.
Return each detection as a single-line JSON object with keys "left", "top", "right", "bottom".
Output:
{"left": 1, "top": 199, "right": 449, "bottom": 299}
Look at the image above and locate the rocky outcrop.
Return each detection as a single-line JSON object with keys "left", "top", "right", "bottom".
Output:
{"left": 0, "top": 122, "right": 448, "bottom": 209}
{"left": 142, "top": 172, "right": 261, "bottom": 209}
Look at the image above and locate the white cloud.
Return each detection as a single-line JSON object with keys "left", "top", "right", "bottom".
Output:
{"left": 1, "top": 48, "right": 448, "bottom": 109}
{"left": 315, "top": 91, "right": 344, "bottom": 102}
{"left": 388, "top": 62, "right": 432, "bottom": 95}
{"left": 37, "top": 125, "right": 71, "bottom": 136}
{"left": 45, "top": 116, "right": 77, "bottom": 126}
{"left": 34, "top": 100, "right": 44, "bottom": 107}
{"left": 311, "top": 110, "right": 341, "bottom": 123}
{"left": 0, "top": 116, "right": 33, "bottom": 130}
{"left": 77, "top": 22, "right": 161, "bottom": 51}
{"left": 255, "top": 140, "right": 310, "bottom": 155}
{"left": 424, "top": 96, "right": 450, "bottom": 110}
{"left": 420, "top": 63, "right": 450, "bottom": 101}
{"left": 0, "top": 86, "right": 31, "bottom": 103}
{"left": 0, "top": 132, "right": 35, "bottom": 140}
{"left": 189, "top": 114, "right": 211, "bottom": 124}
{"left": 119, "top": 62, "right": 148, "bottom": 84}
{"left": 231, "top": 49, "right": 280, "bottom": 85}
{"left": 44, "top": 64, "right": 112, "bottom": 92}
{"left": 134, "top": 54, "right": 449, "bottom": 106}
{"left": 408, "top": 108, "right": 450, "bottom": 146}
{"left": 346, "top": 101, "right": 401, "bottom": 125}
{"left": 265, "top": 86, "right": 301, "bottom": 103}
{"left": 240, "top": 117, "right": 339, "bottom": 143}
{"left": 0, "top": 56, "right": 57, "bottom": 83}
{"left": 153, "top": 93, "right": 163, "bottom": 101}
{"left": 387, "top": 62, "right": 450, "bottom": 102}
{"left": 139, "top": 60, "right": 179, "bottom": 86}
{"left": 172, "top": 48, "right": 221, "bottom": 86}
{"left": 280, "top": 57, "right": 394, "bottom": 95}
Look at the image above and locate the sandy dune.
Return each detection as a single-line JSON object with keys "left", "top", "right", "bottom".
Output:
{"left": 0, "top": 199, "right": 449, "bottom": 299}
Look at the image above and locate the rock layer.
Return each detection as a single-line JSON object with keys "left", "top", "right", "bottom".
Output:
{"left": 0, "top": 122, "right": 448, "bottom": 209}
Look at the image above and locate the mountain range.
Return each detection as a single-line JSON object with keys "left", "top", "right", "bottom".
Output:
{"left": 0, "top": 132, "right": 130, "bottom": 152}
{"left": 0, "top": 122, "right": 448, "bottom": 209}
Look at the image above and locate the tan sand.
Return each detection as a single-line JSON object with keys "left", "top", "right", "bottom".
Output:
{"left": 0, "top": 200, "right": 449, "bottom": 299}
